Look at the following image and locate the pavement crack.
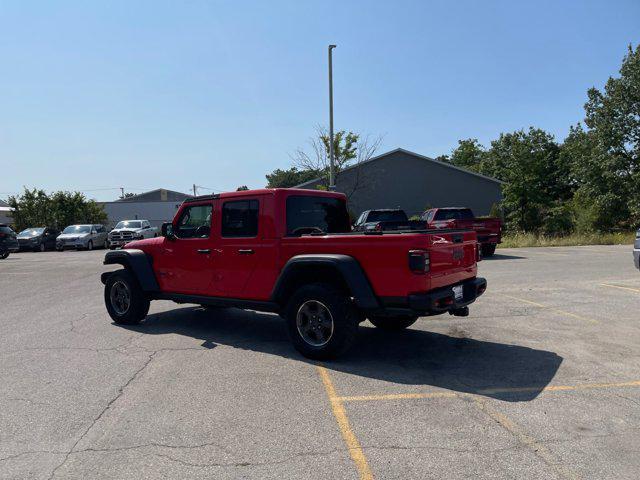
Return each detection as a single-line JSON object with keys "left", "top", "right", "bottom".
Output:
{"left": 46, "top": 350, "right": 159, "bottom": 479}
{"left": 148, "top": 448, "right": 341, "bottom": 469}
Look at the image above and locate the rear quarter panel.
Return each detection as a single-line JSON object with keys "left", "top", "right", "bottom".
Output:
{"left": 279, "top": 231, "right": 477, "bottom": 298}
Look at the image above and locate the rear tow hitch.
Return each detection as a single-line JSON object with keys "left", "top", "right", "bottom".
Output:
{"left": 450, "top": 306, "right": 469, "bottom": 317}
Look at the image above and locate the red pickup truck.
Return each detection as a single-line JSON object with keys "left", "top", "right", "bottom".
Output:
{"left": 421, "top": 208, "right": 502, "bottom": 257}
{"left": 101, "top": 189, "right": 486, "bottom": 359}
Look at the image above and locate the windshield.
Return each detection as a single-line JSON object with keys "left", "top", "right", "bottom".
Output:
{"left": 115, "top": 221, "right": 142, "bottom": 229}
{"left": 367, "top": 210, "right": 407, "bottom": 223}
{"left": 18, "top": 228, "right": 45, "bottom": 237}
{"left": 286, "top": 195, "right": 351, "bottom": 235}
{"left": 62, "top": 225, "right": 91, "bottom": 234}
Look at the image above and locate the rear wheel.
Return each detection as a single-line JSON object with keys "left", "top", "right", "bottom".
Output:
{"left": 368, "top": 315, "right": 418, "bottom": 331}
{"left": 87, "top": 240, "right": 93, "bottom": 251}
{"left": 104, "top": 269, "right": 150, "bottom": 325}
{"left": 0, "top": 251, "right": 9, "bottom": 259}
{"left": 285, "top": 283, "right": 359, "bottom": 360}
{"left": 481, "top": 244, "right": 496, "bottom": 257}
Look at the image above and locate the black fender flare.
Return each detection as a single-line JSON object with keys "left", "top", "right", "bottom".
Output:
{"left": 271, "top": 254, "right": 379, "bottom": 310}
{"left": 101, "top": 249, "right": 159, "bottom": 292}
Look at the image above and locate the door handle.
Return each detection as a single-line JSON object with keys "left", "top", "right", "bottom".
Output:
{"left": 238, "top": 249, "right": 254, "bottom": 255}
{"left": 197, "top": 249, "right": 211, "bottom": 254}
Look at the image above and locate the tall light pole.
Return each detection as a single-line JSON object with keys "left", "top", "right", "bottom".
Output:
{"left": 328, "top": 44, "right": 337, "bottom": 191}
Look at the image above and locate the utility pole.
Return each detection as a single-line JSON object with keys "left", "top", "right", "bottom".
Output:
{"left": 328, "top": 44, "right": 337, "bottom": 191}
{"left": 120, "top": 187, "right": 125, "bottom": 199}
{"left": 193, "top": 184, "right": 197, "bottom": 197}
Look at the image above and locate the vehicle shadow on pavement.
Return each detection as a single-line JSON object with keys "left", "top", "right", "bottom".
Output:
{"left": 121, "top": 306, "right": 562, "bottom": 403}
{"left": 483, "top": 253, "right": 526, "bottom": 260}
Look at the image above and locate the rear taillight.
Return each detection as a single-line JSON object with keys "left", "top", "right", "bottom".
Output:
{"left": 0, "top": 233, "right": 6, "bottom": 238}
{"left": 408, "top": 250, "right": 430, "bottom": 273}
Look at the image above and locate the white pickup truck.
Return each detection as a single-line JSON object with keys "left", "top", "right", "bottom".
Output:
{"left": 108, "top": 220, "right": 158, "bottom": 249}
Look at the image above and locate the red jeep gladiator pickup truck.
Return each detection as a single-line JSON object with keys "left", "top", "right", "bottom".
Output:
{"left": 421, "top": 207, "right": 502, "bottom": 257}
{"left": 101, "top": 189, "right": 486, "bottom": 359}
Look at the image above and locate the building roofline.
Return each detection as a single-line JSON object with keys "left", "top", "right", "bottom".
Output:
{"left": 294, "top": 147, "right": 505, "bottom": 187}
{"left": 116, "top": 188, "right": 193, "bottom": 202}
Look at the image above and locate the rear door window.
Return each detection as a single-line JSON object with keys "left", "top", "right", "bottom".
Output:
{"left": 221, "top": 200, "right": 259, "bottom": 237}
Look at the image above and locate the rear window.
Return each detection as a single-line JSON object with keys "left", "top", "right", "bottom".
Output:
{"left": 221, "top": 200, "right": 259, "bottom": 237}
{"left": 367, "top": 210, "right": 407, "bottom": 223}
{"left": 434, "top": 209, "right": 474, "bottom": 221}
{"left": 286, "top": 195, "right": 351, "bottom": 236}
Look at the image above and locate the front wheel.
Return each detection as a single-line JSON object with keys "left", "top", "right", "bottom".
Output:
{"left": 86, "top": 240, "right": 93, "bottom": 251}
{"left": 368, "top": 315, "right": 418, "bottom": 331}
{"left": 104, "top": 269, "right": 150, "bottom": 325}
{"left": 285, "top": 283, "right": 359, "bottom": 360}
{"left": 35, "top": 243, "right": 45, "bottom": 252}
{"left": 0, "top": 251, "right": 9, "bottom": 259}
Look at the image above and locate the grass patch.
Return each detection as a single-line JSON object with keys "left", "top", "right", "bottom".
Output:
{"left": 499, "top": 232, "right": 636, "bottom": 248}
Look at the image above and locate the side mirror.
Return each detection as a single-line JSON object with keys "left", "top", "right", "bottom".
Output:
{"left": 161, "top": 222, "right": 175, "bottom": 240}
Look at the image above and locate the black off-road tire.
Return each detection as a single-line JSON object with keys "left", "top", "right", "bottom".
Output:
{"left": 368, "top": 315, "right": 418, "bottom": 331}
{"left": 285, "top": 283, "right": 359, "bottom": 360}
{"left": 104, "top": 269, "right": 150, "bottom": 325}
{"left": 481, "top": 244, "right": 497, "bottom": 257}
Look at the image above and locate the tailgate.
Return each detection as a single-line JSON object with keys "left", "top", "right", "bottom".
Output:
{"left": 471, "top": 218, "right": 501, "bottom": 242}
{"left": 427, "top": 230, "right": 478, "bottom": 289}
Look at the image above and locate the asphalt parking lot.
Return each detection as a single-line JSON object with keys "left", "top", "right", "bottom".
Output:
{"left": 1, "top": 245, "right": 640, "bottom": 479}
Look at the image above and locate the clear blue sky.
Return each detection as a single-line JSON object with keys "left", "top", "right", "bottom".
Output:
{"left": 1, "top": 0, "right": 638, "bottom": 201}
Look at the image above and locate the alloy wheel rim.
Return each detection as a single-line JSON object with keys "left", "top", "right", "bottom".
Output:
{"left": 296, "top": 300, "right": 334, "bottom": 347}
{"left": 110, "top": 281, "right": 131, "bottom": 315}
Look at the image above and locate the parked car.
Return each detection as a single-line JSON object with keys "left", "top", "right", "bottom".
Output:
{"left": 353, "top": 209, "right": 416, "bottom": 232}
{"left": 108, "top": 220, "right": 157, "bottom": 249}
{"left": 56, "top": 224, "right": 108, "bottom": 251}
{"left": 100, "top": 188, "right": 486, "bottom": 359}
{"left": 634, "top": 228, "right": 640, "bottom": 270}
{"left": 17, "top": 227, "right": 59, "bottom": 252}
{"left": 421, "top": 207, "right": 502, "bottom": 257}
{"left": 0, "top": 224, "right": 19, "bottom": 259}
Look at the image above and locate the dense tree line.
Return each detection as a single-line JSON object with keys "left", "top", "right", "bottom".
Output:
{"left": 438, "top": 45, "right": 640, "bottom": 234}
{"left": 8, "top": 189, "right": 107, "bottom": 231}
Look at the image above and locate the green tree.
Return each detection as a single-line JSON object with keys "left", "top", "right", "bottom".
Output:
{"left": 9, "top": 188, "right": 107, "bottom": 231}
{"left": 484, "top": 128, "right": 570, "bottom": 233}
{"left": 565, "top": 44, "right": 640, "bottom": 231}
{"left": 447, "top": 139, "right": 489, "bottom": 174}
{"left": 265, "top": 167, "right": 321, "bottom": 188}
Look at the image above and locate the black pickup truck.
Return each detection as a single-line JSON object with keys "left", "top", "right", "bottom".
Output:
{"left": 353, "top": 209, "right": 421, "bottom": 232}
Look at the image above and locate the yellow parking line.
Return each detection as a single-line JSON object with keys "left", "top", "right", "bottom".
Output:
{"left": 470, "top": 396, "right": 579, "bottom": 480}
{"left": 317, "top": 366, "right": 374, "bottom": 480}
{"left": 601, "top": 283, "right": 640, "bottom": 294}
{"left": 338, "top": 380, "right": 640, "bottom": 402}
{"left": 498, "top": 293, "right": 599, "bottom": 325}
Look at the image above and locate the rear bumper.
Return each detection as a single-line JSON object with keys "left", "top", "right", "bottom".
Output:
{"left": 379, "top": 277, "right": 487, "bottom": 316}
{"left": 477, "top": 234, "right": 500, "bottom": 245}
